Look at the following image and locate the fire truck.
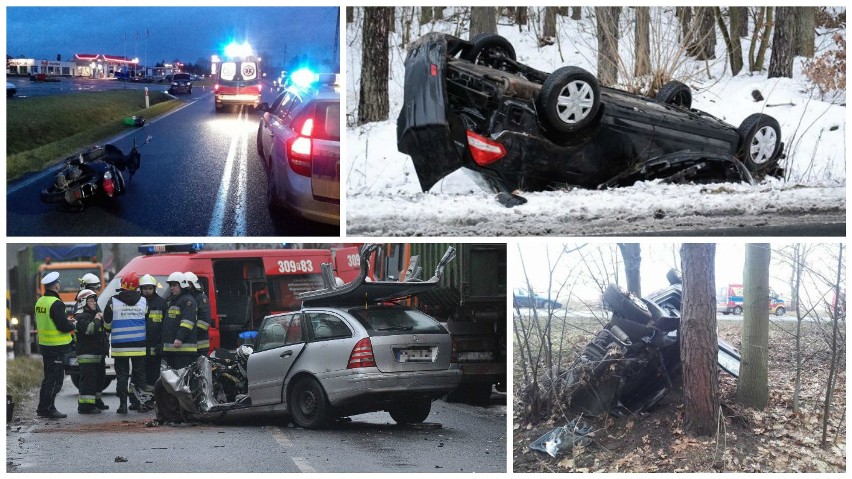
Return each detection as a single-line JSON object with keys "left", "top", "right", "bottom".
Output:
{"left": 100, "top": 244, "right": 362, "bottom": 350}
{"left": 211, "top": 41, "right": 263, "bottom": 112}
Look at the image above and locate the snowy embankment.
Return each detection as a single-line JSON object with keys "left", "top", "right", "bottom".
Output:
{"left": 346, "top": 9, "right": 846, "bottom": 236}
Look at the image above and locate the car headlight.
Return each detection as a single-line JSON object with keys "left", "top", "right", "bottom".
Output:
{"left": 172, "top": 82, "right": 178, "bottom": 86}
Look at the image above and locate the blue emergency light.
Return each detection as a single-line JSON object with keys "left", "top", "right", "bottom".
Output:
{"left": 138, "top": 243, "right": 204, "bottom": 255}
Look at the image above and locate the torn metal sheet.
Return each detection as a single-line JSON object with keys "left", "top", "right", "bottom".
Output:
{"left": 529, "top": 420, "right": 592, "bottom": 457}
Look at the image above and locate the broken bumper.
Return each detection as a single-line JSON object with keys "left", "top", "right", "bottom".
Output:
{"left": 318, "top": 367, "right": 463, "bottom": 407}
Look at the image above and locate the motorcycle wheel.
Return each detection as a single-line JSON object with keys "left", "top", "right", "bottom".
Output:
{"left": 40, "top": 186, "right": 68, "bottom": 204}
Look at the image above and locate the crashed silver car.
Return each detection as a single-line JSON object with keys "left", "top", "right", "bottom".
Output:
{"left": 155, "top": 244, "right": 463, "bottom": 428}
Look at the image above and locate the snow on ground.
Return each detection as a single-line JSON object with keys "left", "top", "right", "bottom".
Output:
{"left": 346, "top": 8, "right": 846, "bottom": 235}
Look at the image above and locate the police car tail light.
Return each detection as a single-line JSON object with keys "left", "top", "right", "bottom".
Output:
{"left": 347, "top": 338, "right": 376, "bottom": 368}
{"left": 287, "top": 118, "right": 315, "bottom": 177}
{"left": 102, "top": 171, "right": 115, "bottom": 197}
{"left": 466, "top": 130, "right": 506, "bottom": 166}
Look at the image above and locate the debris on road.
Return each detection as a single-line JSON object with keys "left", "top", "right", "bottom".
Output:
{"left": 529, "top": 419, "right": 592, "bottom": 457}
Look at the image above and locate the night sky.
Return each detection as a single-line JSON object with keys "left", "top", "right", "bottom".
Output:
{"left": 6, "top": 7, "right": 339, "bottom": 70}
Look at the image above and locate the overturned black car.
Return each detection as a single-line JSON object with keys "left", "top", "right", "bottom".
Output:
{"left": 551, "top": 270, "right": 740, "bottom": 418}
{"left": 397, "top": 33, "right": 785, "bottom": 201}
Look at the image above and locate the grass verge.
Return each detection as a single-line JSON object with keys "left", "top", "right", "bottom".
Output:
{"left": 6, "top": 90, "right": 182, "bottom": 181}
{"left": 6, "top": 356, "right": 43, "bottom": 406}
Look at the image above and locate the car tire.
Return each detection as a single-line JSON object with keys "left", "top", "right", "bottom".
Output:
{"left": 737, "top": 113, "right": 782, "bottom": 173}
{"left": 215, "top": 104, "right": 223, "bottom": 113}
{"left": 461, "top": 33, "right": 516, "bottom": 67}
{"left": 603, "top": 284, "right": 652, "bottom": 324}
{"left": 266, "top": 159, "right": 281, "bottom": 209}
{"left": 666, "top": 269, "right": 682, "bottom": 286}
{"left": 537, "top": 66, "right": 601, "bottom": 134}
{"left": 775, "top": 307, "right": 786, "bottom": 316}
{"left": 256, "top": 125, "right": 266, "bottom": 166}
{"left": 655, "top": 80, "right": 692, "bottom": 109}
{"left": 389, "top": 397, "right": 431, "bottom": 424}
{"left": 188, "top": 88, "right": 192, "bottom": 94}
{"left": 289, "top": 377, "right": 331, "bottom": 428}
{"left": 732, "top": 306, "right": 743, "bottom": 315}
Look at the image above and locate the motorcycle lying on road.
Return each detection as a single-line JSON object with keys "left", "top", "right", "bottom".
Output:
{"left": 39, "top": 136, "right": 151, "bottom": 210}
{"left": 558, "top": 269, "right": 741, "bottom": 417}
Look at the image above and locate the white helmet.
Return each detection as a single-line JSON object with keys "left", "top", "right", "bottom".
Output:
{"left": 139, "top": 274, "right": 158, "bottom": 287}
{"left": 184, "top": 272, "right": 202, "bottom": 290}
{"left": 77, "top": 289, "right": 97, "bottom": 302}
{"left": 167, "top": 272, "right": 188, "bottom": 288}
{"left": 80, "top": 272, "right": 101, "bottom": 289}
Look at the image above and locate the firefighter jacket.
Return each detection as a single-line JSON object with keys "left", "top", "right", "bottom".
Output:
{"left": 145, "top": 293, "right": 167, "bottom": 356}
{"left": 194, "top": 290, "right": 211, "bottom": 351}
{"left": 35, "top": 290, "right": 74, "bottom": 349}
{"left": 162, "top": 290, "right": 197, "bottom": 355}
{"left": 104, "top": 290, "right": 148, "bottom": 357}
{"left": 74, "top": 307, "right": 106, "bottom": 362}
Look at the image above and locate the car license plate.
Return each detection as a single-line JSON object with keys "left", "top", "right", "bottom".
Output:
{"left": 394, "top": 347, "right": 434, "bottom": 363}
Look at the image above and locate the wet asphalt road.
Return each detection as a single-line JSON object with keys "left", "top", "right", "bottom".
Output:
{"left": 7, "top": 76, "right": 171, "bottom": 98}
{"left": 7, "top": 86, "right": 338, "bottom": 236}
{"left": 6, "top": 375, "right": 507, "bottom": 473}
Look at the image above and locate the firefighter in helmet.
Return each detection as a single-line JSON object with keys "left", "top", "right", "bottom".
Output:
{"left": 139, "top": 274, "right": 166, "bottom": 387}
{"left": 103, "top": 272, "right": 147, "bottom": 414}
{"left": 184, "top": 272, "right": 211, "bottom": 357}
{"left": 162, "top": 272, "right": 197, "bottom": 369}
{"left": 74, "top": 289, "right": 107, "bottom": 414}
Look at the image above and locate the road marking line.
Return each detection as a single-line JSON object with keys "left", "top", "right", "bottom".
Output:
{"left": 292, "top": 458, "right": 317, "bottom": 473}
{"left": 207, "top": 107, "right": 244, "bottom": 236}
{"left": 235, "top": 111, "right": 249, "bottom": 236}
{"left": 271, "top": 427, "right": 317, "bottom": 473}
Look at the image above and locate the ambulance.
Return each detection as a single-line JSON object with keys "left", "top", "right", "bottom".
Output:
{"left": 718, "top": 284, "right": 786, "bottom": 316}
{"left": 98, "top": 244, "right": 363, "bottom": 350}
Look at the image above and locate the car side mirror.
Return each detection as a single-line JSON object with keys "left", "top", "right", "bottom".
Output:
{"left": 258, "top": 102, "right": 270, "bottom": 112}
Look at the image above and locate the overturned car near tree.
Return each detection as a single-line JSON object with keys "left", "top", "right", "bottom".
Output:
{"left": 154, "top": 244, "right": 463, "bottom": 428}
{"left": 397, "top": 33, "right": 785, "bottom": 204}
{"left": 525, "top": 269, "right": 740, "bottom": 421}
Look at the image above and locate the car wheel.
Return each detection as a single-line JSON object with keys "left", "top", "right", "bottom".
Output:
{"left": 775, "top": 307, "right": 786, "bottom": 316}
{"left": 732, "top": 306, "right": 743, "bottom": 315}
{"left": 603, "top": 284, "right": 652, "bottom": 323}
{"left": 461, "top": 33, "right": 516, "bottom": 67}
{"left": 215, "top": 103, "right": 223, "bottom": 113}
{"left": 737, "top": 113, "right": 782, "bottom": 173}
{"left": 389, "top": 397, "right": 431, "bottom": 424}
{"left": 666, "top": 269, "right": 682, "bottom": 286}
{"left": 655, "top": 80, "right": 692, "bottom": 109}
{"left": 537, "top": 66, "right": 601, "bottom": 134}
{"left": 266, "top": 158, "right": 281, "bottom": 209}
{"left": 289, "top": 377, "right": 331, "bottom": 428}
{"left": 153, "top": 378, "right": 185, "bottom": 423}
{"left": 188, "top": 88, "right": 192, "bottom": 94}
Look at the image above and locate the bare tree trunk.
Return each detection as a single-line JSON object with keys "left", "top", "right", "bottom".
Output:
{"left": 821, "top": 244, "right": 844, "bottom": 447}
{"left": 716, "top": 7, "right": 743, "bottom": 75}
{"left": 769, "top": 7, "right": 795, "bottom": 78}
{"left": 634, "top": 7, "right": 651, "bottom": 77}
{"left": 595, "top": 6, "right": 621, "bottom": 86}
{"left": 680, "top": 243, "right": 720, "bottom": 437}
{"left": 737, "top": 243, "right": 771, "bottom": 409}
{"left": 420, "top": 6, "right": 433, "bottom": 25}
{"left": 543, "top": 7, "right": 557, "bottom": 38}
{"left": 388, "top": 8, "right": 396, "bottom": 32}
{"left": 792, "top": 244, "right": 805, "bottom": 413}
{"left": 676, "top": 7, "right": 693, "bottom": 45}
{"left": 346, "top": 6, "right": 354, "bottom": 24}
{"left": 470, "top": 7, "right": 497, "bottom": 40}
{"left": 618, "top": 243, "right": 642, "bottom": 296}
{"left": 692, "top": 7, "right": 717, "bottom": 60}
{"left": 753, "top": 7, "right": 774, "bottom": 72}
{"left": 401, "top": 7, "right": 413, "bottom": 49}
{"left": 734, "top": 7, "right": 748, "bottom": 37}
{"left": 357, "top": 7, "right": 391, "bottom": 124}
{"left": 516, "top": 7, "right": 528, "bottom": 26}
{"left": 571, "top": 7, "right": 582, "bottom": 21}
{"left": 794, "top": 7, "right": 816, "bottom": 57}
{"left": 433, "top": 7, "right": 444, "bottom": 20}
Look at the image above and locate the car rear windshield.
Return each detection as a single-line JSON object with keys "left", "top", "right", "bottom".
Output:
{"left": 219, "top": 61, "right": 259, "bottom": 85}
{"left": 348, "top": 306, "right": 447, "bottom": 337}
{"left": 293, "top": 100, "right": 340, "bottom": 141}
{"left": 173, "top": 74, "right": 190, "bottom": 81}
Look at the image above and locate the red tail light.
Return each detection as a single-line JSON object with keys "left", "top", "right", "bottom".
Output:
{"left": 348, "top": 337, "right": 376, "bottom": 368}
{"left": 466, "top": 130, "right": 506, "bottom": 166}
{"left": 430, "top": 64, "right": 438, "bottom": 76}
{"left": 287, "top": 117, "right": 315, "bottom": 177}
{"left": 102, "top": 171, "right": 115, "bottom": 197}
{"left": 451, "top": 337, "right": 458, "bottom": 364}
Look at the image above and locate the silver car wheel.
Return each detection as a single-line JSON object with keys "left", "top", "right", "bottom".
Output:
{"left": 749, "top": 126, "right": 777, "bottom": 165}
{"left": 556, "top": 80, "right": 595, "bottom": 124}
